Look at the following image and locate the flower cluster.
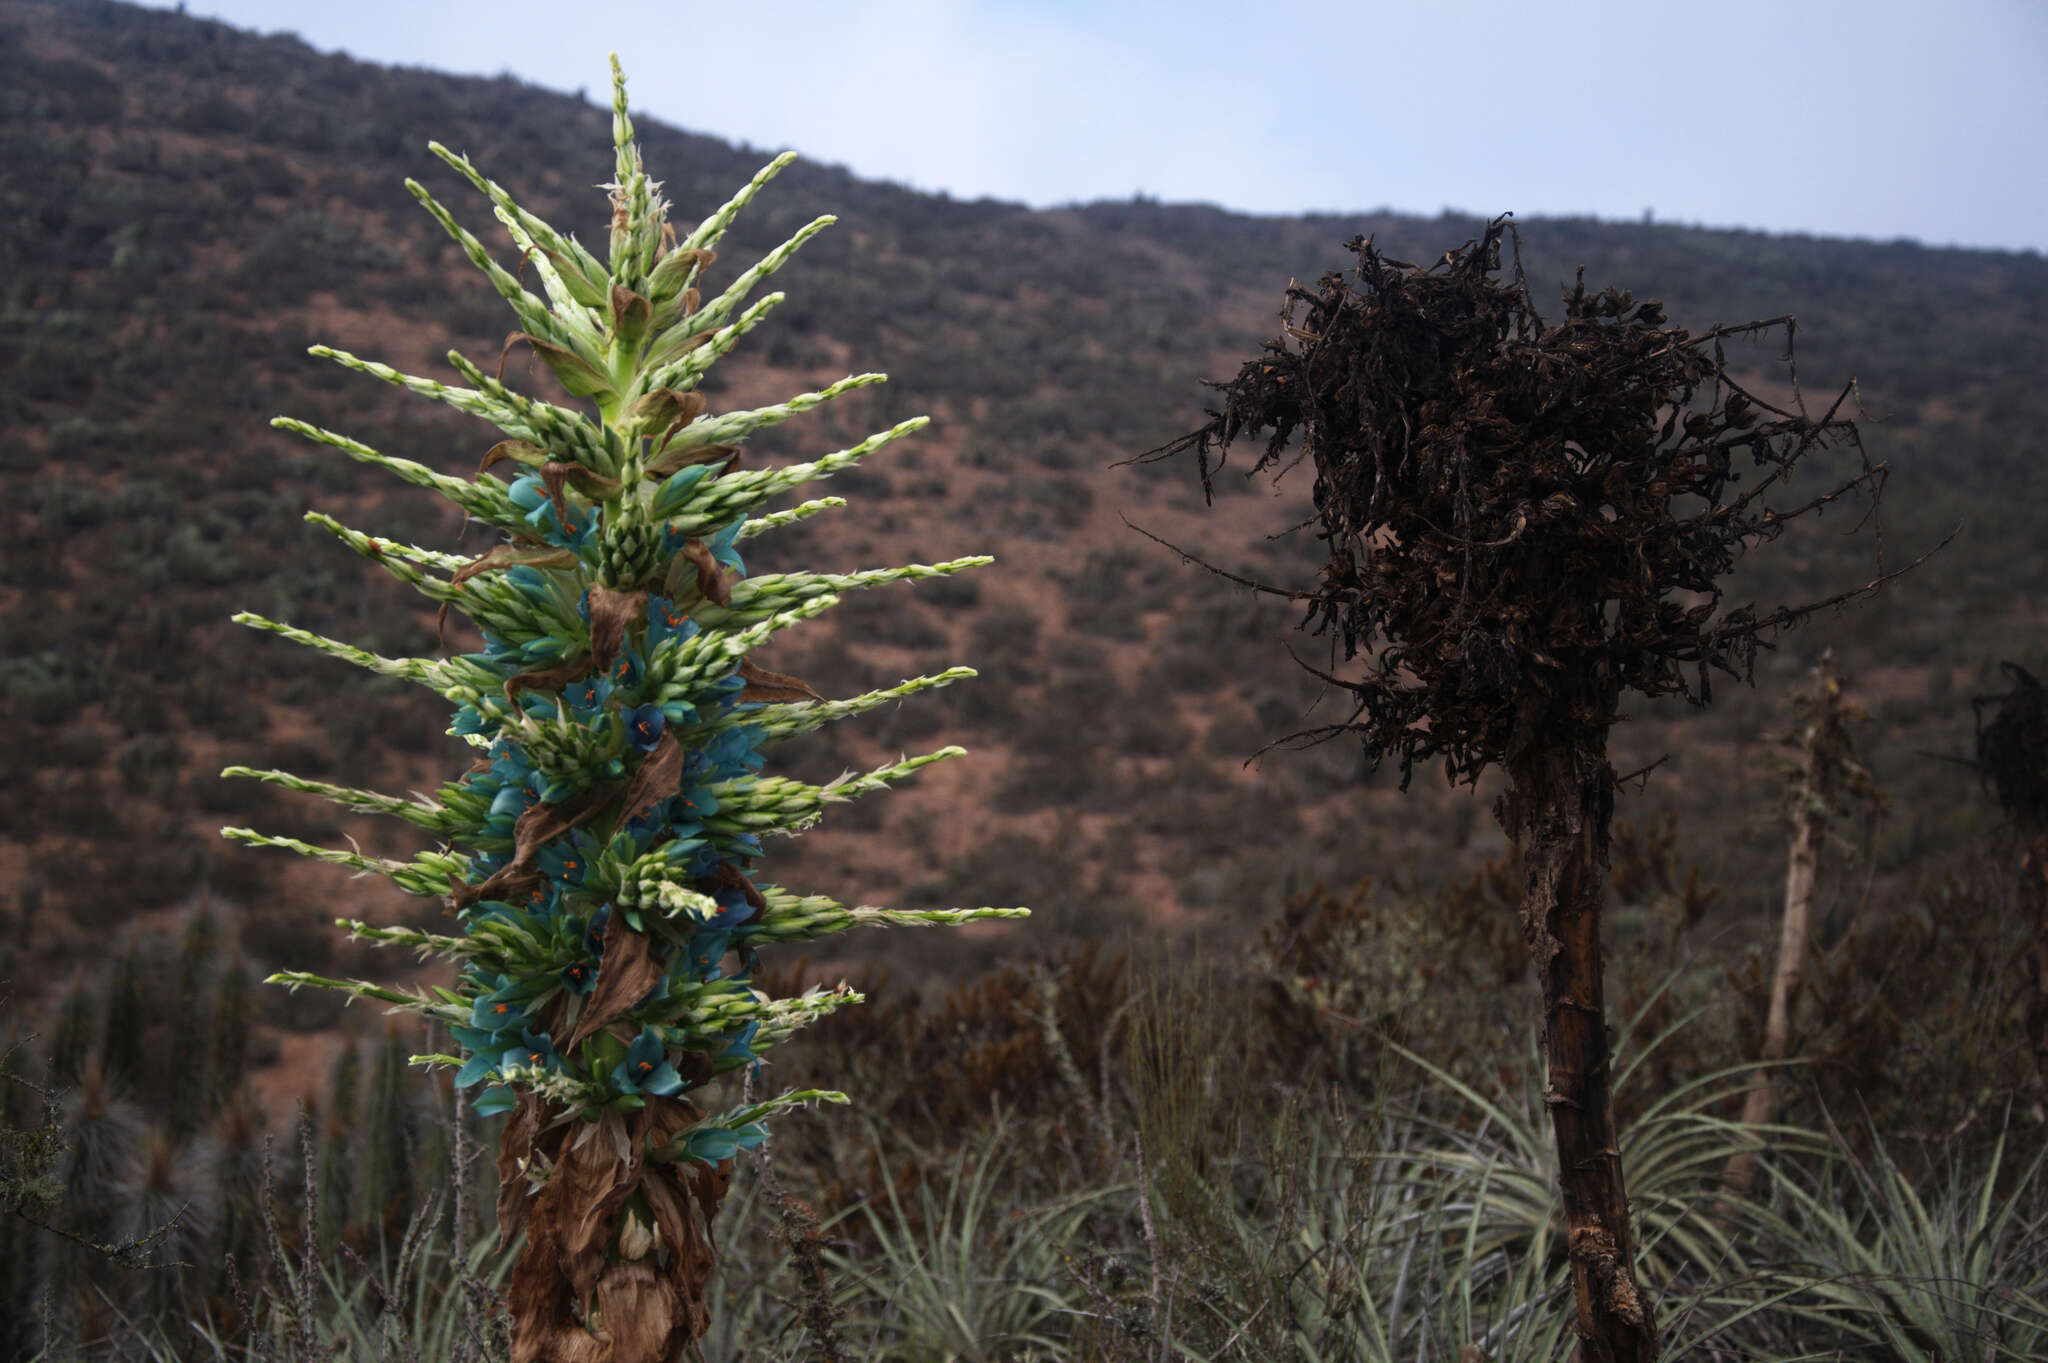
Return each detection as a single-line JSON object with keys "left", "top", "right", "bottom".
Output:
{"left": 219, "top": 56, "right": 1024, "bottom": 1353}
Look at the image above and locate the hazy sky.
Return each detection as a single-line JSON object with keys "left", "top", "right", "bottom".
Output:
{"left": 131, "top": 0, "right": 2048, "bottom": 253}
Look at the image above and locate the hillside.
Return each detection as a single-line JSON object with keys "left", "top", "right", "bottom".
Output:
{"left": 2, "top": 0, "right": 2045, "bottom": 1111}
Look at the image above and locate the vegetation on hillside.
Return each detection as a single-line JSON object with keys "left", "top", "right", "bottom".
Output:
{"left": 3, "top": 0, "right": 2043, "bottom": 1023}
{"left": 1, "top": 1, "right": 2045, "bottom": 1358}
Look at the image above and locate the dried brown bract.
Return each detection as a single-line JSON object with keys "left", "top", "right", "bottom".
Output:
{"left": 503, "top": 1097, "right": 731, "bottom": 1363}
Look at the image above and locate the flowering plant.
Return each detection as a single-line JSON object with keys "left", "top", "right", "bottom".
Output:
{"left": 221, "top": 57, "right": 1023, "bottom": 1359}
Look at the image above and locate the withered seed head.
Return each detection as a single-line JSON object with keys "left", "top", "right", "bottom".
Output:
{"left": 1975, "top": 662, "right": 2048, "bottom": 823}
{"left": 1141, "top": 216, "right": 1886, "bottom": 788}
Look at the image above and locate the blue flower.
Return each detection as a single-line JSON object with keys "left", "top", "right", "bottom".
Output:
{"left": 536, "top": 833, "right": 597, "bottom": 889}
{"left": 685, "top": 928, "right": 733, "bottom": 979}
{"left": 478, "top": 632, "right": 522, "bottom": 667}
{"left": 716, "top": 1019, "right": 760, "bottom": 1068}
{"left": 707, "top": 518, "right": 747, "bottom": 576}
{"left": 491, "top": 737, "right": 536, "bottom": 773}
{"left": 473, "top": 1084, "right": 518, "bottom": 1117}
{"left": 605, "top": 636, "right": 647, "bottom": 693}
{"left": 705, "top": 669, "right": 747, "bottom": 711}
{"left": 503, "top": 1029, "right": 560, "bottom": 1075}
{"left": 610, "top": 1028, "right": 682, "bottom": 1096}
{"left": 519, "top": 877, "right": 562, "bottom": 915}
{"left": 564, "top": 675, "right": 614, "bottom": 720}
{"left": 627, "top": 794, "right": 701, "bottom": 844}
{"left": 451, "top": 1028, "right": 506, "bottom": 1089}
{"left": 701, "top": 724, "right": 766, "bottom": 777}
{"left": 669, "top": 1121, "right": 768, "bottom": 1166}
{"left": 662, "top": 836, "right": 718, "bottom": 880}
{"left": 487, "top": 782, "right": 543, "bottom": 838}
{"left": 645, "top": 595, "right": 698, "bottom": 651}
{"left": 561, "top": 957, "right": 597, "bottom": 994}
{"left": 451, "top": 972, "right": 539, "bottom": 1090}
{"left": 507, "top": 472, "right": 548, "bottom": 509}
{"left": 623, "top": 704, "right": 665, "bottom": 752}
{"left": 469, "top": 976, "right": 535, "bottom": 1037}
{"left": 583, "top": 903, "right": 612, "bottom": 956}
{"left": 556, "top": 507, "right": 598, "bottom": 552}
{"left": 710, "top": 883, "right": 757, "bottom": 928}
{"left": 509, "top": 474, "right": 599, "bottom": 552}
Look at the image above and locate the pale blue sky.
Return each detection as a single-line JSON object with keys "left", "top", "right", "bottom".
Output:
{"left": 132, "top": 0, "right": 2048, "bottom": 253}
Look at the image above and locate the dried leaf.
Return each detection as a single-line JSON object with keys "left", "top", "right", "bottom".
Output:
{"left": 737, "top": 656, "right": 823, "bottom": 703}
{"left": 610, "top": 283, "right": 654, "bottom": 352}
{"left": 557, "top": 1112, "right": 642, "bottom": 1297}
{"left": 640, "top": 1094, "right": 704, "bottom": 1153}
{"left": 701, "top": 859, "right": 766, "bottom": 911}
{"left": 503, "top": 1096, "right": 725, "bottom": 1362}
{"left": 508, "top": 1116, "right": 637, "bottom": 1361}
{"left": 647, "top": 244, "right": 714, "bottom": 300}
{"left": 590, "top": 1263, "right": 688, "bottom": 1363}
{"left": 478, "top": 439, "right": 550, "bottom": 479}
{"left": 621, "top": 388, "right": 706, "bottom": 447}
{"left": 549, "top": 460, "right": 624, "bottom": 501}
{"left": 494, "top": 331, "right": 526, "bottom": 385}
{"left": 639, "top": 1176, "right": 694, "bottom": 1266}
{"left": 564, "top": 917, "right": 664, "bottom": 1051}
{"left": 669, "top": 1049, "right": 716, "bottom": 1090}
{"left": 450, "top": 544, "right": 576, "bottom": 587}
{"left": 504, "top": 654, "right": 597, "bottom": 704}
{"left": 585, "top": 585, "right": 649, "bottom": 676}
{"left": 678, "top": 539, "right": 731, "bottom": 607}
{"left": 452, "top": 781, "right": 616, "bottom": 910}
{"left": 643, "top": 441, "right": 737, "bottom": 479}
{"left": 539, "top": 461, "right": 573, "bottom": 525}
{"left": 683, "top": 1156, "right": 734, "bottom": 1250}
{"left": 495, "top": 1093, "right": 545, "bottom": 1238}
{"left": 655, "top": 393, "right": 710, "bottom": 452}
{"left": 615, "top": 729, "right": 684, "bottom": 833}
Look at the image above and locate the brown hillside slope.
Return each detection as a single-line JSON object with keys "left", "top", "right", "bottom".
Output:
{"left": 2, "top": 0, "right": 2044, "bottom": 1113}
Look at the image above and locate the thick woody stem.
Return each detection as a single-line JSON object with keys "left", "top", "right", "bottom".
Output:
{"left": 1502, "top": 725, "right": 1657, "bottom": 1363}
{"left": 2027, "top": 824, "right": 2048, "bottom": 1103}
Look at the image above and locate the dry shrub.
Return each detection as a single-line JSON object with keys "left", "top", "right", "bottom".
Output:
{"left": 1254, "top": 864, "right": 1526, "bottom": 1098}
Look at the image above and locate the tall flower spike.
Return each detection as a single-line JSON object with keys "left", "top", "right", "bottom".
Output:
{"left": 220, "top": 55, "right": 1026, "bottom": 1361}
